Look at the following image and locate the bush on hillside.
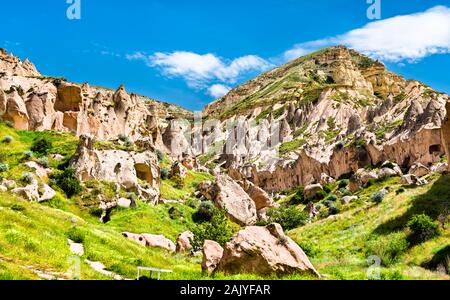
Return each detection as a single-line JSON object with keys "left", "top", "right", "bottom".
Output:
{"left": 36, "top": 157, "right": 49, "bottom": 168}
{"left": 371, "top": 191, "right": 385, "bottom": 203}
{"left": 191, "top": 207, "right": 234, "bottom": 251}
{"left": 290, "top": 187, "right": 305, "bottom": 204}
{"left": 67, "top": 226, "right": 86, "bottom": 243}
{"left": 407, "top": 214, "right": 440, "bottom": 244}
{"left": 0, "top": 163, "right": 9, "bottom": 173}
{"left": 156, "top": 149, "right": 164, "bottom": 162}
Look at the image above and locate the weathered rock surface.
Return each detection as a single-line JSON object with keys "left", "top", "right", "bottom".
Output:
{"left": 71, "top": 135, "right": 160, "bottom": 204}
{"left": 217, "top": 223, "right": 320, "bottom": 277}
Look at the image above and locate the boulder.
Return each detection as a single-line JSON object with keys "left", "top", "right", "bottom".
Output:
{"left": 176, "top": 231, "right": 194, "bottom": 253}
{"left": 303, "top": 183, "right": 323, "bottom": 200}
{"left": 211, "top": 175, "right": 257, "bottom": 226}
{"left": 1, "top": 179, "right": 16, "bottom": 190}
{"left": 68, "top": 239, "right": 84, "bottom": 256}
{"left": 122, "top": 232, "right": 147, "bottom": 246}
{"left": 217, "top": 224, "right": 320, "bottom": 277}
{"left": 0, "top": 185, "right": 7, "bottom": 192}
{"left": 201, "top": 240, "right": 224, "bottom": 274}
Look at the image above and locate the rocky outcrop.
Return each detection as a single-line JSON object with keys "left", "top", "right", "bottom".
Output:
{"left": 217, "top": 223, "right": 320, "bottom": 277}
{"left": 240, "top": 180, "right": 274, "bottom": 210}
{"left": 122, "top": 232, "right": 176, "bottom": 252}
{"left": 176, "top": 231, "right": 194, "bottom": 253}
{"left": 70, "top": 135, "right": 160, "bottom": 204}
{"left": 202, "top": 240, "right": 224, "bottom": 274}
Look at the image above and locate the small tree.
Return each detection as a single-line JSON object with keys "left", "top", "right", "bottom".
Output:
{"left": 192, "top": 201, "right": 216, "bottom": 223}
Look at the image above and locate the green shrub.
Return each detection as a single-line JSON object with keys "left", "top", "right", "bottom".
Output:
{"left": 338, "top": 179, "right": 349, "bottom": 189}
{"left": 366, "top": 232, "right": 409, "bottom": 266}
{"left": 407, "top": 214, "right": 440, "bottom": 244}
{"left": 2, "top": 135, "right": 13, "bottom": 143}
{"left": 10, "top": 204, "right": 26, "bottom": 212}
{"left": 0, "top": 163, "right": 9, "bottom": 173}
{"left": 36, "top": 157, "right": 49, "bottom": 168}
{"left": 371, "top": 191, "right": 385, "bottom": 203}
{"left": 297, "top": 240, "right": 321, "bottom": 257}
{"left": 23, "top": 151, "right": 33, "bottom": 159}
{"left": 192, "top": 201, "right": 216, "bottom": 223}
{"left": 51, "top": 168, "right": 82, "bottom": 198}
{"left": 156, "top": 149, "right": 165, "bottom": 162}
{"left": 323, "top": 184, "right": 332, "bottom": 194}
{"left": 290, "top": 187, "right": 305, "bottom": 204}
{"left": 21, "top": 172, "right": 34, "bottom": 184}
{"left": 31, "top": 137, "right": 52, "bottom": 155}
{"left": 267, "top": 206, "right": 309, "bottom": 231}
{"left": 67, "top": 227, "right": 86, "bottom": 243}
{"left": 396, "top": 188, "right": 406, "bottom": 195}
{"left": 191, "top": 208, "right": 235, "bottom": 250}
{"left": 339, "top": 188, "right": 352, "bottom": 196}
{"left": 160, "top": 168, "right": 169, "bottom": 180}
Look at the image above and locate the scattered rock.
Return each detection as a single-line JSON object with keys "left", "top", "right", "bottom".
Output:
{"left": 122, "top": 232, "right": 176, "bottom": 252}
{"left": 12, "top": 183, "right": 56, "bottom": 202}
{"left": 68, "top": 239, "right": 84, "bottom": 256}
{"left": 241, "top": 180, "right": 274, "bottom": 210}
{"left": 117, "top": 198, "right": 132, "bottom": 208}
{"left": 303, "top": 183, "right": 323, "bottom": 200}
{"left": 341, "top": 196, "right": 358, "bottom": 204}
{"left": 217, "top": 224, "right": 320, "bottom": 277}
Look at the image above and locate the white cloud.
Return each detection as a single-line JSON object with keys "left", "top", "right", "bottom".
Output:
{"left": 284, "top": 5, "right": 450, "bottom": 62}
{"left": 127, "top": 51, "right": 273, "bottom": 92}
{"left": 208, "top": 84, "right": 231, "bottom": 98}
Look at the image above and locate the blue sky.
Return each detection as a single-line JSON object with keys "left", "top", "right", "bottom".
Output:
{"left": 1, "top": 0, "right": 449, "bottom": 111}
